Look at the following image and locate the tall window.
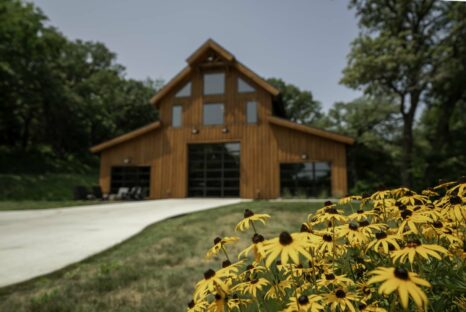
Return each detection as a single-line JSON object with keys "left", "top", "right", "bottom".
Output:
{"left": 280, "top": 162, "right": 331, "bottom": 197}
{"left": 204, "top": 73, "right": 225, "bottom": 95}
{"left": 246, "top": 101, "right": 257, "bottom": 124}
{"left": 238, "top": 77, "right": 255, "bottom": 93}
{"left": 176, "top": 81, "right": 191, "bottom": 97}
{"left": 203, "top": 103, "right": 224, "bottom": 125}
{"left": 172, "top": 105, "right": 182, "bottom": 128}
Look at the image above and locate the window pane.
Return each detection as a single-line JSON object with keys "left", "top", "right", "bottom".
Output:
{"left": 203, "top": 103, "right": 224, "bottom": 125}
{"left": 204, "top": 73, "right": 225, "bottom": 95}
{"left": 280, "top": 162, "right": 331, "bottom": 197}
{"left": 238, "top": 77, "right": 255, "bottom": 93}
{"left": 172, "top": 105, "right": 182, "bottom": 127}
{"left": 246, "top": 101, "right": 257, "bottom": 124}
{"left": 176, "top": 81, "right": 191, "bottom": 97}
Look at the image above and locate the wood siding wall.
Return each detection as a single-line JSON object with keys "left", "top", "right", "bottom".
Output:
{"left": 99, "top": 66, "right": 348, "bottom": 199}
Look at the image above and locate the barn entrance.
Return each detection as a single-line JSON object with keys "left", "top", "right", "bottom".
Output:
{"left": 188, "top": 143, "right": 240, "bottom": 197}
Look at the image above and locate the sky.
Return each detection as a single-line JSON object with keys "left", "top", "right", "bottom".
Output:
{"left": 31, "top": 0, "right": 362, "bottom": 111}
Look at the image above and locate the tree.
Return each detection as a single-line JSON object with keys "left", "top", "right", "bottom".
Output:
{"left": 341, "top": 0, "right": 445, "bottom": 187}
{"left": 324, "top": 96, "right": 401, "bottom": 192}
{"left": 267, "top": 78, "right": 322, "bottom": 125}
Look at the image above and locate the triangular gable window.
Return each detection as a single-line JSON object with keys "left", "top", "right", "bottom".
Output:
{"left": 176, "top": 81, "right": 191, "bottom": 97}
{"left": 238, "top": 77, "right": 255, "bottom": 93}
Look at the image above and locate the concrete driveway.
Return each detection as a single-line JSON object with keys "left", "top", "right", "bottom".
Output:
{"left": 0, "top": 198, "right": 243, "bottom": 287}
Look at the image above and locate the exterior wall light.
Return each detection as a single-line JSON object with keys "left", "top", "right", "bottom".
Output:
{"left": 301, "top": 154, "right": 308, "bottom": 160}
{"left": 123, "top": 157, "right": 132, "bottom": 164}
{"left": 191, "top": 128, "right": 199, "bottom": 134}
{"left": 222, "top": 127, "right": 229, "bottom": 133}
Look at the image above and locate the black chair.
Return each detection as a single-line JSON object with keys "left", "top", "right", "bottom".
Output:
{"left": 73, "top": 186, "right": 89, "bottom": 200}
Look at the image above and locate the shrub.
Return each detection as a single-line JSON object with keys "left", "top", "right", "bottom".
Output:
{"left": 188, "top": 179, "right": 466, "bottom": 311}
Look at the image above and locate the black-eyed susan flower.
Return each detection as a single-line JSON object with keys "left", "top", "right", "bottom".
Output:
{"left": 194, "top": 268, "right": 230, "bottom": 299}
{"left": 398, "top": 191, "right": 428, "bottom": 206}
{"left": 422, "top": 221, "right": 463, "bottom": 246}
{"left": 264, "top": 279, "right": 292, "bottom": 300}
{"left": 238, "top": 233, "right": 266, "bottom": 262}
{"left": 391, "top": 239, "right": 449, "bottom": 264}
{"left": 317, "top": 272, "right": 354, "bottom": 288}
{"left": 347, "top": 209, "right": 376, "bottom": 221}
{"left": 357, "top": 219, "right": 387, "bottom": 235}
{"left": 283, "top": 294, "right": 324, "bottom": 312}
{"left": 323, "top": 288, "right": 359, "bottom": 312}
{"left": 438, "top": 195, "right": 466, "bottom": 222}
{"left": 337, "top": 221, "right": 370, "bottom": 246}
{"left": 206, "top": 236, "right": 239, "bottom": 259}
{"left": 262, "top": 231, "right": 312, "bottom": 267}
{"left": 235, "top": 209, "right": 270, "bottom": 232}
{"left": 314, "top": 207, "right": 347, "bottom": 224}
{"left": 338, "top": 195, "right": 362, "bottom": 205}
{"left": 397, "top": 209, "right": 431, "bottom": 235}
{"left": 232, "top": 277, "right": 269, "bottom": 297}
{"left": 368, "top": 267, "right": 430, "bottom": 310}
{"left": 366, "top": 231, "right": 402, "bottom": 254}
{"left": 315, "top": 232, "right": 345, "bottom": 256}
{"left": 358, "top": 301, "right": 387, "bottom": 312}
{"left": 187, "top": 298, "right": 208, "bottom": 312}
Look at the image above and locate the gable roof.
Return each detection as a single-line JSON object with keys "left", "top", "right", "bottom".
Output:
{"left": 268, "top": 116, "right": 354, "bottom": 145}
{"left": 150, "top": 39, "right": 280, "bottom": 106}
{"left": 90, "top": 122, "right": 161, "bottom": 153}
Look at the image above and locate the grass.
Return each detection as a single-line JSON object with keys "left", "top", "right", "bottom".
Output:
{"left": 0, "top": 173, "right": 98, "bottom": 201}
{"left": 0, "top": 201, "right": 324, "bottom": 312}
{"left": 0, "top": 200, "right": 105, "bottom": 211}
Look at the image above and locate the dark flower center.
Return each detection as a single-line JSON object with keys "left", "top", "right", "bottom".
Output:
{"left": 357, "top": 209, "right": 364, "bottom": 214}
{"left": 394, "top": 267, "right": 409, "bottom": 280}
{"left": 214, "top": 237, "right": 222, "bottom": 245}
{"left": 388, "top": 243, "right": 396, "bottom": 251}
{"left": 323, "top": 234, "right": 333, "bottom": 242}
{"left": 325, "top": 273, "right": 335, "bottom": 280}
{"left": 301, "top": 224, "right": 310, "bottom": 232}
{"left": 188, "top": 300, "right": 195, "bottom": 308}
{"left": 401, "top": 209, "right": 412, "bottom": 219}
{"left": 250, "top": 279, "right": 258, "bottom": 284}
{"left": 222, "top": 260, "right": 231, "bottom": 268}
{"left": 426, "top": 203, "right": 435, "bottom": 209}
{"left": 375, "top": 231, "right": 387, "bottom": 240}
{"left": 325, "top": 207, "right": 338, "bottom": 214}
{"left": 324, "top": 201, "right": 333, "bottom": 206}
{"left": 276, "top": 260, "right": 282, "bottom": 266}
{"left": 246, "top": 264, "right": 254, "bottom": 270}
{"left": 279, "top": 231, "right": 293, "bottom": 245}
{"left": 298, "top": 295, "right": 309, "bottom": 305}
{"left": 204, "top": 269, "right": 215, "bottom": 280}
{"left": 433, "top": 221, "right": 443, "bottom": 228}
{"left": 336, "top": 289, "right": 346, "bottom": 298}
{"left": 349, "top": 221, "right": 359, "bottom": 231}
{"left": 397, "top": 203, "right": 407, "bottom": 211}
{"left": 214, "top": 293, "right": 222, "bottom": 300}
{"left": 406, "top": 239, "right": 421, "bottom": 247}
{"left": 358, "top": 219, "right": 370, "bottom": 227}
{"left": 450, "top": 196, "right": 461, "bottom": 205}
{"left": 359, "top": 303, "right": 367, "bottom": 310}
{"left": 252, "top": 233, "right": 264, "bottom": 244}
{"left": 244, "top": 209, "right": 254, "bottom": 218}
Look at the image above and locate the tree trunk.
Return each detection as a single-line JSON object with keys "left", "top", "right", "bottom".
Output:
{"left": 401, "top": 113, "right": 414, "bottom": 187}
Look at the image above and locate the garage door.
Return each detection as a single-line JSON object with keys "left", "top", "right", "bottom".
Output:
{"left": 280, "top": 162, "right": 331, "bottom": 197}
{"left": 188, "top": 143, "right": 240, "bottom": 197}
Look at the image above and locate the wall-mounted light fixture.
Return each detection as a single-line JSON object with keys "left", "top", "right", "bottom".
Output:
{"left": 222, "top": 127, "right": 229, "bottom": 133}
{"left": 301, "top": 154, "right": 308, "bottom": 160}
{"left": 191, "top": 128, "right": 199, "bottom": 134}
{"left": 123, "top": 157, "right": 132, "bottom": 164}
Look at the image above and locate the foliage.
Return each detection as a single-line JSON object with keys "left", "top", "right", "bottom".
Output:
{"left": 0, "top": 0, "right": 161, "bottom": 167}
{"left": 190, "top": 178, "right": 466, "bottom": 311}
{"left": 267, "top": 78, "right": 323, "bottom": 125}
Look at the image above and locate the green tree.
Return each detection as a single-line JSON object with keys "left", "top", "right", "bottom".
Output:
{"left": 267, "top": 78, "right": 322, "bottom": 125}
{"left": 341, "top": 0, "right": 445, "bottom": 187}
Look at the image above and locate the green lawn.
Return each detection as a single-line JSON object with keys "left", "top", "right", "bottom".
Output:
{"left": 0, "top": 201, "right": 324, "bottom": 312}
{"left": 0, "top": 200, "right": 104, "bottom": 211}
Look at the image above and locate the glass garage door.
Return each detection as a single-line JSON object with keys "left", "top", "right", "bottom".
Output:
{"left": 280, "top": 162, "right": 331, "bottom": 197}
{"left": 188, "top": 143, "right": 240, "bottom": 197}
{"left": 110, "top": 166, "right": 150, "bottom": 196}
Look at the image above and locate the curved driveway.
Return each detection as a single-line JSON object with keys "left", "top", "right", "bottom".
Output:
{"left": 0, "top": 198, "right": 243, "bottom": 287}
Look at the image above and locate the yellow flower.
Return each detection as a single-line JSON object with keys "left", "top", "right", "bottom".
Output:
{"left": 283, "top": 294, "right": 324, "bottom": 312}
{"left": 187, "top": 299, "right": 208, "bottom": 312}
{"left": 358, "top": 301, "right": 387, "bottom": 312}
{"left": 439, "top": 195, "right": 466, "bottom": 222}
{"left": 238, "top": 233, "right": 266, "bottom": 262}
{"left": 366, "top": 231, "right": 402, "bottom": 254}
{"left": 391, "top": 239, "right": 449, "bottom": 264}
{"left": 397, "top": 209, "right": 431, "bottom": 235}
{"left": 317, "top": 272, "right": 354, "bottom": 288}
{"left": 338, "top": 195, "right": 362, "bottom": 205}
{"left": 264, "top": 279, "right": 292, "bottom": 300}
{"left": 337, "top": 221, "right": 370, "bottom": 246}
{"left": 193, "top": 268, "right": 231, "bottom": 300}
{"left": 262, "top": 231, "right": 312, "bottom": 267}
{"left": 368, "top": 267, "right": 431, "bottom": 310}
{"left": 206, "top": 236, "right": 239, "bottom": 259}
{"left": 235, "top": 209, "right": 270, "bottom": 232}
{"left": 323, "top": 288, "right": 359, "bottom": 312}
{"left": 207, "top": 294, "right": 251, "bottom": 312}
{"left": 313, "top": 206, "right": 347, "bottom": 224}
{"left": 315, "top": 232, "right": 345, "bottom": 256}
{"left": 232, "top": 277, "right": 269, "bottom": 297}
{"left": 347, "top": 209, "right": 376, "bottom": 221}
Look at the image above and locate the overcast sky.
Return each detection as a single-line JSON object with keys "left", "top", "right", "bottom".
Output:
{"left": 31, "top": 0, "right": 362, "bottom": 111}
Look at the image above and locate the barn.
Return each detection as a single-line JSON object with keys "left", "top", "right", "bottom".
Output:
{"left": 90, "top": 39, "right": 354, "bottom": 199}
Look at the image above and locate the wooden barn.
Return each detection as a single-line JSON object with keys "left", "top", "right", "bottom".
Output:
{"left": 90, "top": 39, "right": 354, "bottom": 199}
